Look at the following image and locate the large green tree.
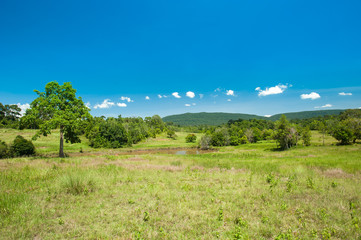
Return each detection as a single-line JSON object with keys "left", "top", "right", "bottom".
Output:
{"left": 273, "top": 115, "right": 298, "bottom": 150}
{"left": 25, "top": 81, "right": 91, "bottom": 157}
{"left": 0, "top": 103, "right": 21, "bottom": 127}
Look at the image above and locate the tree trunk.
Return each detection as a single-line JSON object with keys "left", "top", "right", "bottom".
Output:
{"left": 59, "top": 126, "right": 65, "bottom": 158}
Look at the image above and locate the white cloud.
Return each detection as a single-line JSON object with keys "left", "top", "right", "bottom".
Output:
{"left": 264, "top": 115, "right": 272, "bottom": 118}
{"left": 94, "top": 99, "right": 115, "bottom": 109}
{"left": 172, "top": 92, "right": 181, "bottom": 98}
{"left": 315, "top": 104, "right": 332, "bottom": 109}
{"left": 145, "top": 96, "right": 150, "bottom": 100}
{"left": 227, "top": 99, "right": 231, "bottom": 102}
{"left": 255, "top": 84, "right": 288, "bottom": 96}
{"left": 120, "top": 96, "right": 133, "bottom": 102}
{"left": 117, "top": 103, "right": 127, "bottom": 107}
{"left": 226, "top": 90, "right": 235, "bottom": 96}
{"left": 85, "top": 102, "right": 91, "bottom": 109}
{"left": 185, "top": 104, "right": 191, "bottom": 107}
{"left": 158, "top": 95, "right": 162, "bottom": 99}
{"left": 199, "top": 94, "right": 204, "bottom": 99}
{"left": 300, "top": 92, "right": 321, "bottom": 100}
{"left": 214, "top": 88, "right": 221, "bottom": 92}
{"left": 186, "top": 91, "right": 195, "bottom": 98}
{"left": 339, "top": 92, "right": 352, "bottom": 96}
{"left": 16, "top": 103, "right": 30, "bottom": 116}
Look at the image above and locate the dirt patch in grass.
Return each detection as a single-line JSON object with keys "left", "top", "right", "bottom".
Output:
{"left": 320, "top": 168, "right": 355, "bottom": 179}
{"left": 126, "top": 157, "right": 147, "bottom": 162}
{"left": 122, "top": 164, "right": 184, "bottom": 172}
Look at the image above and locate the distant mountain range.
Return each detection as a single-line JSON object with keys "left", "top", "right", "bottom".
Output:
{"left": 162, "top": 109, "right": 345, "bottom": 126}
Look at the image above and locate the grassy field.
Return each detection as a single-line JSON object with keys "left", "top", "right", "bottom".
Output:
{"left": 1, "top": 129, "right": 361, "bottom": 239}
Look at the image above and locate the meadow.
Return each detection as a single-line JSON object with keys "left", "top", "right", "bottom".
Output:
{"left": 1, "top": 129, "right": 361, "bottom": 239}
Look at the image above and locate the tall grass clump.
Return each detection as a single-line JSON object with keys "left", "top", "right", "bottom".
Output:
{"left": 61, "top": 172, "right": 96, "bottom": 195}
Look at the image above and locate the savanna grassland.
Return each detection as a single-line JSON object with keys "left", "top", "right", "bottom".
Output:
{"left": 1, "top": 129, "right": 361, "bottom": 239}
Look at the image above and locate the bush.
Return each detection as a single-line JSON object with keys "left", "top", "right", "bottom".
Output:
{"left": 199, "top": 135, "right": 212, "bottom": 150}
{"left": 239, "top": 135, "right": 249, "bottom": 144}
{"left": 10, "top": 135, "right": 35, "bottom": 157}
{"left": 87, "top": 119, "right": 128, "bottom": 148}
{"left": 166, "top": 129, "right": 177, "bottom": 139}
{"left": 301, "top": 127, "right": 311, "bottom": 146}
{"left": 211, "top": 128, "right": 230, "bottom": 146}
{"left": 331, "top": 122, "right": 354, "bottom": 145}
{"left": 229, "top": 136, "right": 241, "bottom": 146}
{"left": 0, "top": 140, "right": 9, "bottom": 159}
{"left": 185, "top": 134, "right": 197, "bottom": 143}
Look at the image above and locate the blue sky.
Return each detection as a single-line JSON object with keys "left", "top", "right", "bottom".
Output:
{"left": 1, "top": 0, "right": 360, "bottom": 117}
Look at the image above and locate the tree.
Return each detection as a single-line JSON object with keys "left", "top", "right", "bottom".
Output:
{"left": 185, "top": 134, "right": 197, "bottom": 143}
{"left": 301, "top": 127, "right": 311, "bottom": 146}
{"left": 26, "top": 81, "right": 91, "bottom": 157}
{"left": 273, "top": 115, "right": 298, "bottom": 150}
{"left": 0, "top": 103, "right": 22, "bottom": 128}
{"left": 331, "top": 121, "right": 354, "bottom": 145}
{"left": 199, "top": 135, "right": 212, "bottom": 150}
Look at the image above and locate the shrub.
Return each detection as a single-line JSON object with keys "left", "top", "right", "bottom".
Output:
{"left": 239, "top": 135, "right": 249, "bottom": 144}
{"left": 166, "top": 129, "right": 177, "bottom": 139}
{"left": 211, "top": 128, "right": 230, "bottom": 146}
{"left": 185, "top": 134, "right": 197, "bottom": 143}
{"left": 199, "top": 135, "right": 212, "bottom": 150}
{"left": 301, "top": 127, "right": 311, "bottom": 146}
{"left": 331, "top": 121, "right": 354, "bottom": 145}
{"left": 229, "top": 136, "right": 241, "bottom": 146}
{"left": 0, "top": 140, "right": 9, "bottom": 159}
{"left": 87, "top": 119, "right": 128, "bottom": 148}
{"left": 10, "top": 135, "right": 35, "bottom": 157}
{"left": 273, "top": 115, "right": 298, "bottom": 150}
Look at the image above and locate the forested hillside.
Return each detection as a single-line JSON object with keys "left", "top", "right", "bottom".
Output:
{"left": 163, "top": 109, "right": 345, "bottom": 126}
{"left": 268, "top": 109, "right": 344, "bottom": 121}
{"left": 162, "top": 112, "right": 264, "bottom": 126}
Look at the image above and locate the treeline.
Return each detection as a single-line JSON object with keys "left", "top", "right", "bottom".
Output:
{"left": 1, "top": 100, "right": 361, "bottom": 154}
{"left": 85, "top": 115, "right": 168, "bottom": 148}
{"left": 0, "top": 103, "right": 22, "bottom": 128}
{"left": 194, "top": 109, "right": 361, "bottom": 150}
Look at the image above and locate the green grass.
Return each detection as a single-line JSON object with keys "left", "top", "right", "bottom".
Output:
{"left": 1, "top": 129, "right": 361, "bottom": 239}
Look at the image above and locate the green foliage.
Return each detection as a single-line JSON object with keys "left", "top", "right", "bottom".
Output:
{"left": 331, "top": 121, "right": 354, "bottom": 145}
{"left": 87, "top": 118, "right": 128, "bottom": 148}
{"left": 211, "top": 128, "right": 230, "bottom": 146}
{"left": 0, "top": 103, "right": 21, "bottom": 128}
{"left": 217, "top": 207, "right": 224, "bottom": 221}
{"left": 301, "top": 127, "right": 311, "bottom": 146}
{"left": 199, "top": 135, "right": 211, "bottom": 150}
{"left": 25, "top": 81, "right": 92, "bottom": 157}
{"left": 162, "top": 110, "right": 344, "bottom": 126}
{"left": 273, "top": 115, "right": 298, "bottom": 150}
{"left": 10, "top": 135, "right": 35, "bottom": 157}
{"left": 0, "top": 140, "right": 9, "bottom": 158}
{"left": 166, "top": 128, "right": 177, "bottom": 139}
{"left": 143, "top": 211, "right": 150, "bottom": 222}
{"left": 86, "top": 115, "right": 167, "bottom": 148}
{"left": 185, "top": 133, "right": 197, "bottom": 143}
{"left": 239, "top": 135, "right": 249, "bottom": 144}
{"left": 163, "top": 112, "right": 264, "bottom": 126}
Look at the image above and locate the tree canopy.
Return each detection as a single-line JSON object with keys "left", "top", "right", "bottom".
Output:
{"left": 24, "top": 81, "right": 92, "bottom": 157}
